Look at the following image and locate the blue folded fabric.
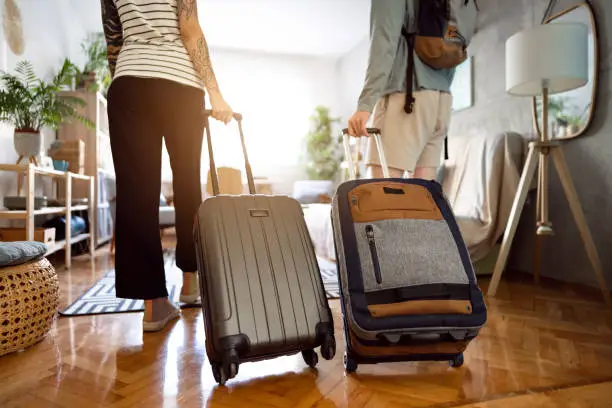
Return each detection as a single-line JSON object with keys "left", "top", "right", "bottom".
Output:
{"left": 0, "top": 241, "right": 48, "bottom": 267}
{"left": 43, "top": 215, "right": 87, "bottom": 240}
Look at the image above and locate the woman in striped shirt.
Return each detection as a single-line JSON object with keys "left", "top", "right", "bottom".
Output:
{"left": 101, "top": 0, "right": 231, "bottom": 332}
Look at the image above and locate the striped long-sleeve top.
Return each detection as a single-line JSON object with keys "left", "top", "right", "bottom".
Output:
{"left": 101, "top": 0, "right": 204, "bottom": 91}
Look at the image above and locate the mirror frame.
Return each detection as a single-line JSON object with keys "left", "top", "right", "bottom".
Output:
{"left": 531, "top": 1, "right": 599, "bottom": 141}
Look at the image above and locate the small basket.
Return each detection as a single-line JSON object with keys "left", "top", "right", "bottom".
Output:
{"left": 0, "top": 258, "right": 60, "bottom": 357}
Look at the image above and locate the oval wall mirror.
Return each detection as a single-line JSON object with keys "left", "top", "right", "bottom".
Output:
{"left": 531, "top": 1, "right": 598, "bottom": 140}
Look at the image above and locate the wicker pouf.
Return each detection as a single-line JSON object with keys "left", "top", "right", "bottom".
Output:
{"left": 0, "top": 242, "right": 59, "bottom": 357}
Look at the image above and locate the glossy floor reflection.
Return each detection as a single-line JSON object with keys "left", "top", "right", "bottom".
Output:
{"left": 1, "top": 236, "right": 612, "bottom": 407}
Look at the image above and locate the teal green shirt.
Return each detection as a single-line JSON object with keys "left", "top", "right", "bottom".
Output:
{"left": 357, "top": 0, "right": 478, "bottom": 113}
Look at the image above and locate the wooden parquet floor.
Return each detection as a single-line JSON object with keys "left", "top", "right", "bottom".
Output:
{"left": 1, "top": 237, "right": 612, "bottom": 407}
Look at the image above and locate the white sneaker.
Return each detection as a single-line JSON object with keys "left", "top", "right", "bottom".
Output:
{"left": 180, "top": 273, "right": 201, "bottom": 304}
{"left": 143, "top": 301, "right": 181, "bottom": 332}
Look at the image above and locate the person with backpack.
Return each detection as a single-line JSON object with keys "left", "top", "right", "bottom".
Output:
{"left": 347, "top": 0, "right": 478, "bottom": 180}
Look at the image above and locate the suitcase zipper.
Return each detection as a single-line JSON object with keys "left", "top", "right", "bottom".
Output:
{"left": 366, "top": 225, "right": 382, "bottom": 284}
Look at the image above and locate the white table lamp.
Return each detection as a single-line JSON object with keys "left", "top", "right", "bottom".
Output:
{"left": 505, "top": 23, "right": 588, "bottom": 96}
{"left": 488, "top": 22, "right": 610, "bottom": 306}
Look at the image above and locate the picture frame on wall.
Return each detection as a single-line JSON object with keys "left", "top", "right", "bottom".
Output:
{"left": 450, "top": 57, "right": 473, "bottom": 112}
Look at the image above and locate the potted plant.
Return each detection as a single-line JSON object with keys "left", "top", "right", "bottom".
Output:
{"left": 536, "top": 96, "right": 567, "bottom": 137}
{"left": 70, "top": 33, "right": 111, "bottom": 94}
{"left": 293, "top": 106, "right": 343, "bottom": 203}
{"left": 562, "top": 115, "right": 583, "bottom": 137}
{"left": 0, "top": 59, "right": 93, "bottom": 159}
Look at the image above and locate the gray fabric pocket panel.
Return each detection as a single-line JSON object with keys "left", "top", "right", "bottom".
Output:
{"left": 354, "top": 219, "right": 469, "bottom": 292}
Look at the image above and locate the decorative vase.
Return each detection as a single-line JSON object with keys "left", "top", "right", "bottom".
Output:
{"left": 13, "top": 130, "right": 42, "bottom": 157}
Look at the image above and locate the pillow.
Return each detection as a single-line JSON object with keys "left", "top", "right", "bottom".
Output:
{"left": 0, "top": 241, "right": 47, "bottom": 267}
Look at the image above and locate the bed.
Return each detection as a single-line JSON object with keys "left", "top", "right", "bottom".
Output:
{"left": 302, "top": 131, "right": 526, "bottom": 274}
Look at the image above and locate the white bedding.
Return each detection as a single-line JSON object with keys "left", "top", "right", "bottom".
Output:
{"left": 441, "top": 131, "right": 525, "bottom": 261}
{"left": 303, "top": 203, "right": 336, "bottom": 262}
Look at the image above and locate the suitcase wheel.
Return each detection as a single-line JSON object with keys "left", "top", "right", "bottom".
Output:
{"left": 449, "top": 353, "right": 464, "bottom": 368}
{"left": 302, "top": 349, "right": 319, "bottom": 368}
{"left": 211, "top": 361, "right": 238, "bottom": 386}
{"left": 344, "top": 353, "right": 358, "bottom": 373}
{"left": 320, "top": 333, "right": 336, "bottom": 361}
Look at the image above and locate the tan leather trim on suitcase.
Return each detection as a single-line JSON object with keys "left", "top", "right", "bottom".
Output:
{"left": 348, "top": 182, "right": 442, "bottom": 223}
{"left": 368, "top": 300, "right": 473, "bottom": 317}
{"left": 349, "top": 330, "right": 469, "bottom": 357}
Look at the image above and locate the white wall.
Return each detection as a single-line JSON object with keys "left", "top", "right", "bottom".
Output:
{"left": 335, "top": 38, "right": 369, "bottom": 124}
{"left": 4, "top": 0, "right": 100, "bottom": 77}
{"left": 1, "top": 0, "right": 348, "bottom": 198}
{"left": 1, "top": 19, "right": 15, "bottom": 201}
{"left": 162, "top": 48, "right": 343, "bottom": 194}
{"left": 0, "top": 29, "right": 14, "bottom": 200}
{"left": 0, "top": 0, "right": 102, "bottom": 203}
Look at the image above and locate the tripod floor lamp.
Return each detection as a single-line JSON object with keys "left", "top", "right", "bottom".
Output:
{"left": 487, "top": 22, "right": 611, "bottom": 306}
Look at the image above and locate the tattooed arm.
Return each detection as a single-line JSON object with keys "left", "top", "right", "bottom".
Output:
{"left": 178, "top": 0, "right": 232, "bottom": 122}
{"left": 100, "top": 0, "right": 123, "bottom": 77}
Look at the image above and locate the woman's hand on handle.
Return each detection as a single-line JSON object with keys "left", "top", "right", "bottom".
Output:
{"left": 209, "top": 91, "right": 233, "bottom": 124}
{"left": 347, "top": 111, "right": 371, "bottom": 137}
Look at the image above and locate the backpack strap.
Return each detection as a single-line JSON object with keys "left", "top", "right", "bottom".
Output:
{"left": 401, "top": 0, "right": 420, "bottom": 114}
{"left": 403, "top": 0, "right": 451, "bottom": 160}
{"left": 444, "top": 135, "right": 449, "bottom": 160}
{"left": 401, "top": 26, "right": 416, "bottom": 114}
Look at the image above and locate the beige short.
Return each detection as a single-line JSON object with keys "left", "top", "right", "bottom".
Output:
{"left": 365, "top": 90, "right": 453, "bottom": 173}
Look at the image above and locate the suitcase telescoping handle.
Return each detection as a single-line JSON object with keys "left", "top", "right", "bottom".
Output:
{"left": 203, "top": 110, "right": 256, "bottom": 196}
{"left": 341, "top": 128, "right": 390, "bottom": 179}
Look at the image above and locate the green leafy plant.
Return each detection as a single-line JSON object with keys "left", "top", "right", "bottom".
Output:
{"left": 535, "top": 95, "right": 584, "bottom": 130}
{"left": 0, "top": 59, "right": 93, "bottom": 132}
{"left": 536, "top": 95, "right": 567, "bottom": 118}
{"left": 71, "top": 32, "right": 111, "bottom": 94}
{"left": 82, "top": 33, "right": 108, "bottom": 74}
{"left": 303, "top": 106, "right": 343, "bottom": 180}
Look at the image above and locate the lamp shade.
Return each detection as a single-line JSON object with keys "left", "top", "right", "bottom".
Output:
{"left": 505, "top": 22, "right": 588, "bottom": 96}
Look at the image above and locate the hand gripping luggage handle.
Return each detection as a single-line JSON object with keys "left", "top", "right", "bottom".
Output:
{"left": 203, "top": 110, "right": 256, "bottom": 196}
{"left": 341, "top": 128, "right": 390, "bottom": 179}
{"left": 203, "top": 109, "right": 243, "bottom": 122}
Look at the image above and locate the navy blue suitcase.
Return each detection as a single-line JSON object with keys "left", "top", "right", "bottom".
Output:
{"left": 331, "top": 128, "right": 487, "bottom": 372}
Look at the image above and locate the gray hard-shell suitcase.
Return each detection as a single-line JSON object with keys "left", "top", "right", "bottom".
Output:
{"left": 194, "top": 110, "right": 336, "bottom": 386}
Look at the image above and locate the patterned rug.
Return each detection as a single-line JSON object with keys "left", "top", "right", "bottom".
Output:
{"left": 318, "top": 257, "right": 340, "bottom": 298}
{"left": 60, "top": 250, "right": 339, "bottom": 317}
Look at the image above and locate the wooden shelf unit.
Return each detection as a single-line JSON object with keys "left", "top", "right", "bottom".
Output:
{"left": 0, "top": 164, "right": 94, "bottom": 268}
{"left": 57, "top": 90, "right": 115, "bottom": 248}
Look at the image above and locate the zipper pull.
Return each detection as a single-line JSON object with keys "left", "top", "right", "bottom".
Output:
{"left": 351, "top": 195, "right": 358, "bottom": 206}
{"left": 366, "top": 225, "right": 374, "bottom": 241}
{"left": 366, "top": 225, "right": 382, "bottom": 284}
